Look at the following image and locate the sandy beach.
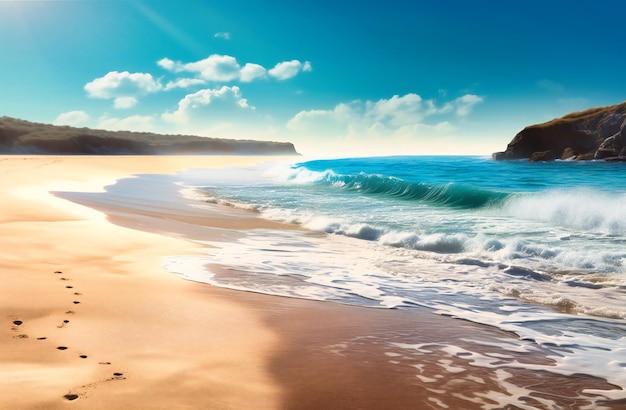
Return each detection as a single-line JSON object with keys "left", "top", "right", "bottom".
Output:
{"left": 0, "top": 156, "right": 284, "bottom": 409}
{"left": 1, "top": 156, "right": 623, "bottom": 409}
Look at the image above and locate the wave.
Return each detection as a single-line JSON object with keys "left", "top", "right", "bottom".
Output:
{"left": 503, "top": 188, "right": 626, "bottom": 235}
{"left": 288, "top": 165, "right": 626, "bottom": 235}
{"left": 287, "top": 166, "right": 509, "bottom": 209}
{"left": 181, "top": 163, "right": 626, "bottom": 277}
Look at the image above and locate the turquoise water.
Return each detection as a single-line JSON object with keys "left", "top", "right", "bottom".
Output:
{"left": 167, "top": 156, "right": 626, "bottom": 400}
{"left": 186, "top": 156, "right": 626, "bottom": 279}
{"left": 66, "top": 155, "right": 625, "bottom": 403}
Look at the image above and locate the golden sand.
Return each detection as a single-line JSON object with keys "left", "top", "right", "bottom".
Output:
{"left": 0, "top": 156, "right": 283, "bottom": 409}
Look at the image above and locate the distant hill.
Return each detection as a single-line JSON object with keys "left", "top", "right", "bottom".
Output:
{"left": 493, "top": 101, "right": 626, "bottom": 161}
{"left": 0, "top": 117, "right": 299, "bottom": 155}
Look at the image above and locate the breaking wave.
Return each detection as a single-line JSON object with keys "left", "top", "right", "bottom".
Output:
{"left": 286, "top": 166, "right": 510, "bottom": 209}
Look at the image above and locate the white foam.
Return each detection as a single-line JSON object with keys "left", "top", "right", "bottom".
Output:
{"left": 161, "top": 226, "right": 626, "bottom": 392}
{"left": 504, "top": 189, "right": 626, "bottom": 235}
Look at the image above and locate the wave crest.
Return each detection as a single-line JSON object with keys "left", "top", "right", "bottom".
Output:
{"left": 288, "top": 166, "right": 509, "bottom": 209}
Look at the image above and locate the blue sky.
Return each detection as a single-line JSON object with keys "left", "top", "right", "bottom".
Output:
{"left": 1, "top": 0, "right": 626, "bottom": 156}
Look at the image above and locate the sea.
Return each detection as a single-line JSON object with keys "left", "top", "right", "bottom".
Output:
{"left": 70, "top": 155, "right": 626, "bottom": 406}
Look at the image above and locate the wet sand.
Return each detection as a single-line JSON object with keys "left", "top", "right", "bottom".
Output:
{"left": 1, "top": 156, "right": 623, "bottom": 409}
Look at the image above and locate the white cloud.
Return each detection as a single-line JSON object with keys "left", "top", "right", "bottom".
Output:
{"left": 159, "top": 54, "right": 241, "bottom": 82}
{"left": 84, "top": 71, "right": 162, "bottom": 108}
{"left": 454, "top": 94, "right": 484, "bottom": 116}
{"left": 214, "top": 32, "right": 231, "bottom": 40}
{"left": 162, "top": 86, "right": 252, "bottom": 124}
{"left": 286, "top": 93, "right": 483, "bottom": 155}
{"left": 288, "top": 93, "right": 455, "bottom": 133}
{"left": 114, "top": 97, "right": 138, "bottom": 109}
{"left": 158, "top": 55, "right": 311, "bottom": 83}
{"left": 157, "top": 57, "right": 178, "bottom": 71}
{"left": 186, "top": 55, "right": 242, "bottom": 81}
{"left": 164, "top": 78, "right": 207, "bottom": 91}
{"left": 268, "top": 60, "right": 311, "bottom": 80}
{"left": 54, "top": 111, "right": 91, "bottom": 127}
{"left": 97, "top": 114, "right": 155, "bottom": 132}
{"left": 240, "top": 63, "right": 267, "bottom": 82}
{"left": 364, "top": 94, "right": 435, "bottom": 126}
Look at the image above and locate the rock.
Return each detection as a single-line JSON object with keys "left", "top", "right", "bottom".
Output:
{"left": 529, "top": 150, "right": 555, "bottom": 162}
{"left": 491, "top": 151, "right": 507, "bottom": 160}
{"left": 560, "top": 147, "right": 593, "bottom": 160}
{"left": 618, "top": 118, "right": 626, "bottom": 147}
{"left": 594, "top": 118, "right": 626, "bottom": 159}
{"left": 594, "top": 136, "right": 618, "bottom": 159}
{"left": 561, "top": 147, "right": 577, "bottom": 160}
{"left": 576, "top": 152, "right": 596, "bottom": 160}
{"left": 605, "top": 156, "right": 626, "bottom": 162}
{"left": 494, "top": 101, "right": 626, "bottom": 161}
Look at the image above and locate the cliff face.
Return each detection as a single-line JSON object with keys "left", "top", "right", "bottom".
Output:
{"left": 0, "top": 117, "right": 299, "bottom": 155}
{"left": 493, "top": 101, "right": 626, "bottom": 161}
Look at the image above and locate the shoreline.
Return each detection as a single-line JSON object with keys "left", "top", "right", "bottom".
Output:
{"left": 1, "top": 155, "right": 623, "bottom": 409}
{"left": 0, "top": 156, "right": 285, "bottom": 409}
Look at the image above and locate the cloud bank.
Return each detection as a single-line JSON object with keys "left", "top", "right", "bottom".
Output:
{"left": 83, "top": 54, "right": 312, "bottom": 110}
{"left": 286, "top": 93, "right": 484, "bottom": 155}
{"left": 288, "top": 93, "right": 483, "bottom": 134}
{"left": 157, "top": 54, "right": 311, "bottom": 83}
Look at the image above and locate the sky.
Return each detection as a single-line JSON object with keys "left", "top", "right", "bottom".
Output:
{"left": 1, "top": 0, "right": 626, "bottom": 157}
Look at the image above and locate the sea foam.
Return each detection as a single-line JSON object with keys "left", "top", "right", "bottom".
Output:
{"left": 170, "top": 156, "right": 626, "bottom": 400}
{"left": 503, "top": 188, "right": 626, "bottom": 235}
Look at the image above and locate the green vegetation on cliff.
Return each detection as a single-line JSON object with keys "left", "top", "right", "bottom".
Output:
{"left": 0, "top": 117, "right": 299, "bottom": 155}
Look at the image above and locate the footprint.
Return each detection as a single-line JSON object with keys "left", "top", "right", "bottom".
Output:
{"left": 67, "top": 370, "right": 125, "bottom": 402}
{"left": 66, "top": 285, "right": 73, "bottom": 289}
{"left": 11, "top": 320, "right": 24, "bottom": 332}
{"left": 37, "top": 337, "right": 47, "bottom": 340}
{"left": 73, "top": 301, "right": 81, "bottom": 305}
{"left": 65, "top": 311, "right": 75, "bottom": 315}
{"left": 54, "top": 271, "right": 63, "bottom": 274}
{"left": 79, "top": 355, "right": 88, "bottom": 359}
{"left": 57, "top": 346, "right": 68, "bottom": 351}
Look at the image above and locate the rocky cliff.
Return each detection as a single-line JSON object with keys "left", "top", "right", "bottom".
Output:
{"left": 493, "top": 101, "right": 626, "bottom": 161}
{"left": 0, "top": 117, "right": 299, "bottom": 155}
